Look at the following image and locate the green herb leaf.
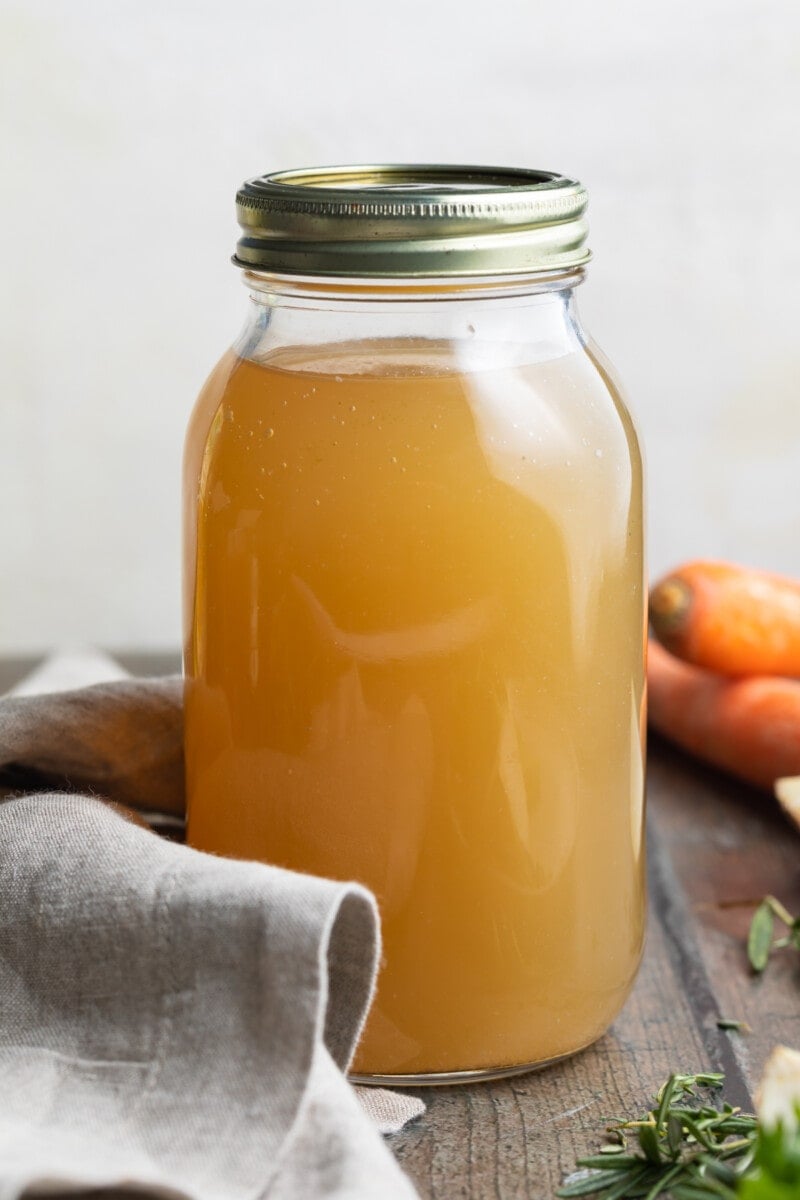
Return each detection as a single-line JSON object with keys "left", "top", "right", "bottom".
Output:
{"left": 749, "top": 902, "right": 775, "bottom": 973}
{"left": 668, "top": 1112, "right": 685, "bottom": 1155}
{"left": 655, "top": 1075, "right": 680, "bottom": 1135}
{"left": 576, "top": 1156, "right": 644, "bottom": 1171}
{"left": 638, "top": 1122, "right": 663, "bottom": 1164}
{"left": 643, "top": 1162, "right": 683, "bottom": 1199}
{"left": 558, "top": 1170, "right": 629, "bottom": 1197}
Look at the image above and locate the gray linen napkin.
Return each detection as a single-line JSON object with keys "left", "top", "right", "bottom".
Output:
{"left": 0, "top": 654, "right": 423, "bottom": 1199}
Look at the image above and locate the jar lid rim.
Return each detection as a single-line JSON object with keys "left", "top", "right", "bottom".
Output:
{"left": 234, "top": 164, "right": 591, "bottom": 278}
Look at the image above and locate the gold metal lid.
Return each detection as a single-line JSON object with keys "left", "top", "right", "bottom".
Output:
{"left": 234, "top": 164, "right": 590, "bottom": 278}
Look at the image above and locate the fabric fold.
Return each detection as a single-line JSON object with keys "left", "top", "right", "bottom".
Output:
{"left": 0, "top": 676, "right": 184, "bottom": 814}
{"left": 0, "top": 791, "right": 418, "bottom": 1199}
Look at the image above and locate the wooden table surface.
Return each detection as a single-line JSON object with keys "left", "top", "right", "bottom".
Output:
{"left": 3, "top": 655, "right": 799, "bottom": 1198}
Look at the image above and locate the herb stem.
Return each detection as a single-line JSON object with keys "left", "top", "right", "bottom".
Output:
{"left": 764, "top": 894, "right": 796, "bottom": 927}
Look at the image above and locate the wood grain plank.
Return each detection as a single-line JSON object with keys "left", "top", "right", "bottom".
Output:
{"left": 647, "top": 733, "right": 800, "bottom": 1094}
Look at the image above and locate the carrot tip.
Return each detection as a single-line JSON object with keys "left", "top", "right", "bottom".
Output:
{"left": 650, "top": 577, "right": 692, "bottom": 634}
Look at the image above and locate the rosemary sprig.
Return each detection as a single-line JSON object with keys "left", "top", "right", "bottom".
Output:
{"left": 747, "top": 896, "right": 800, "bottom": 974}
{"left": 558, "top": 1073, "right": 757, "bottom": 1200}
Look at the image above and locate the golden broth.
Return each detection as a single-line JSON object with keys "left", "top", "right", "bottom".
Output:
{"left": 184, "top": 340, "right": 645, "bottom": 1077}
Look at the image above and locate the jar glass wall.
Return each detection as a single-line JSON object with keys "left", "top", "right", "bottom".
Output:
{"left": 183, "top": 266, "right": 646, "bottom": 1083}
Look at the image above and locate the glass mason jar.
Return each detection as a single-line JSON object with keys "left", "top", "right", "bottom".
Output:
{"left": 183, "top": 165, "right": 646, "bottom": 1085}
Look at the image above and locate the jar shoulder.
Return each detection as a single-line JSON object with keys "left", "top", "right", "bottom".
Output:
{"left": 183, "top": 349, "right": 240, "bottom": 485}
{"left": 581, "top": 338, "right": 643, "bottom": 457}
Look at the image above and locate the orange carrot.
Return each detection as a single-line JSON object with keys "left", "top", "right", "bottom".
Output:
{"left": 650, "top": 560, "right": 800, "bottom": 677}
{"left": 647, "top": 638, "right": 800, "bottom": 791}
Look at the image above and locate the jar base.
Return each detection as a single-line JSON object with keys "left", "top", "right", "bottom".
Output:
{"left": 349, "top": 1045, "right": 582, "bottom": 1088}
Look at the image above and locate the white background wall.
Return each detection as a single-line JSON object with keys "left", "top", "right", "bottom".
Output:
{"left": 2, "top": 0, "right": 799, "bottom": 653}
